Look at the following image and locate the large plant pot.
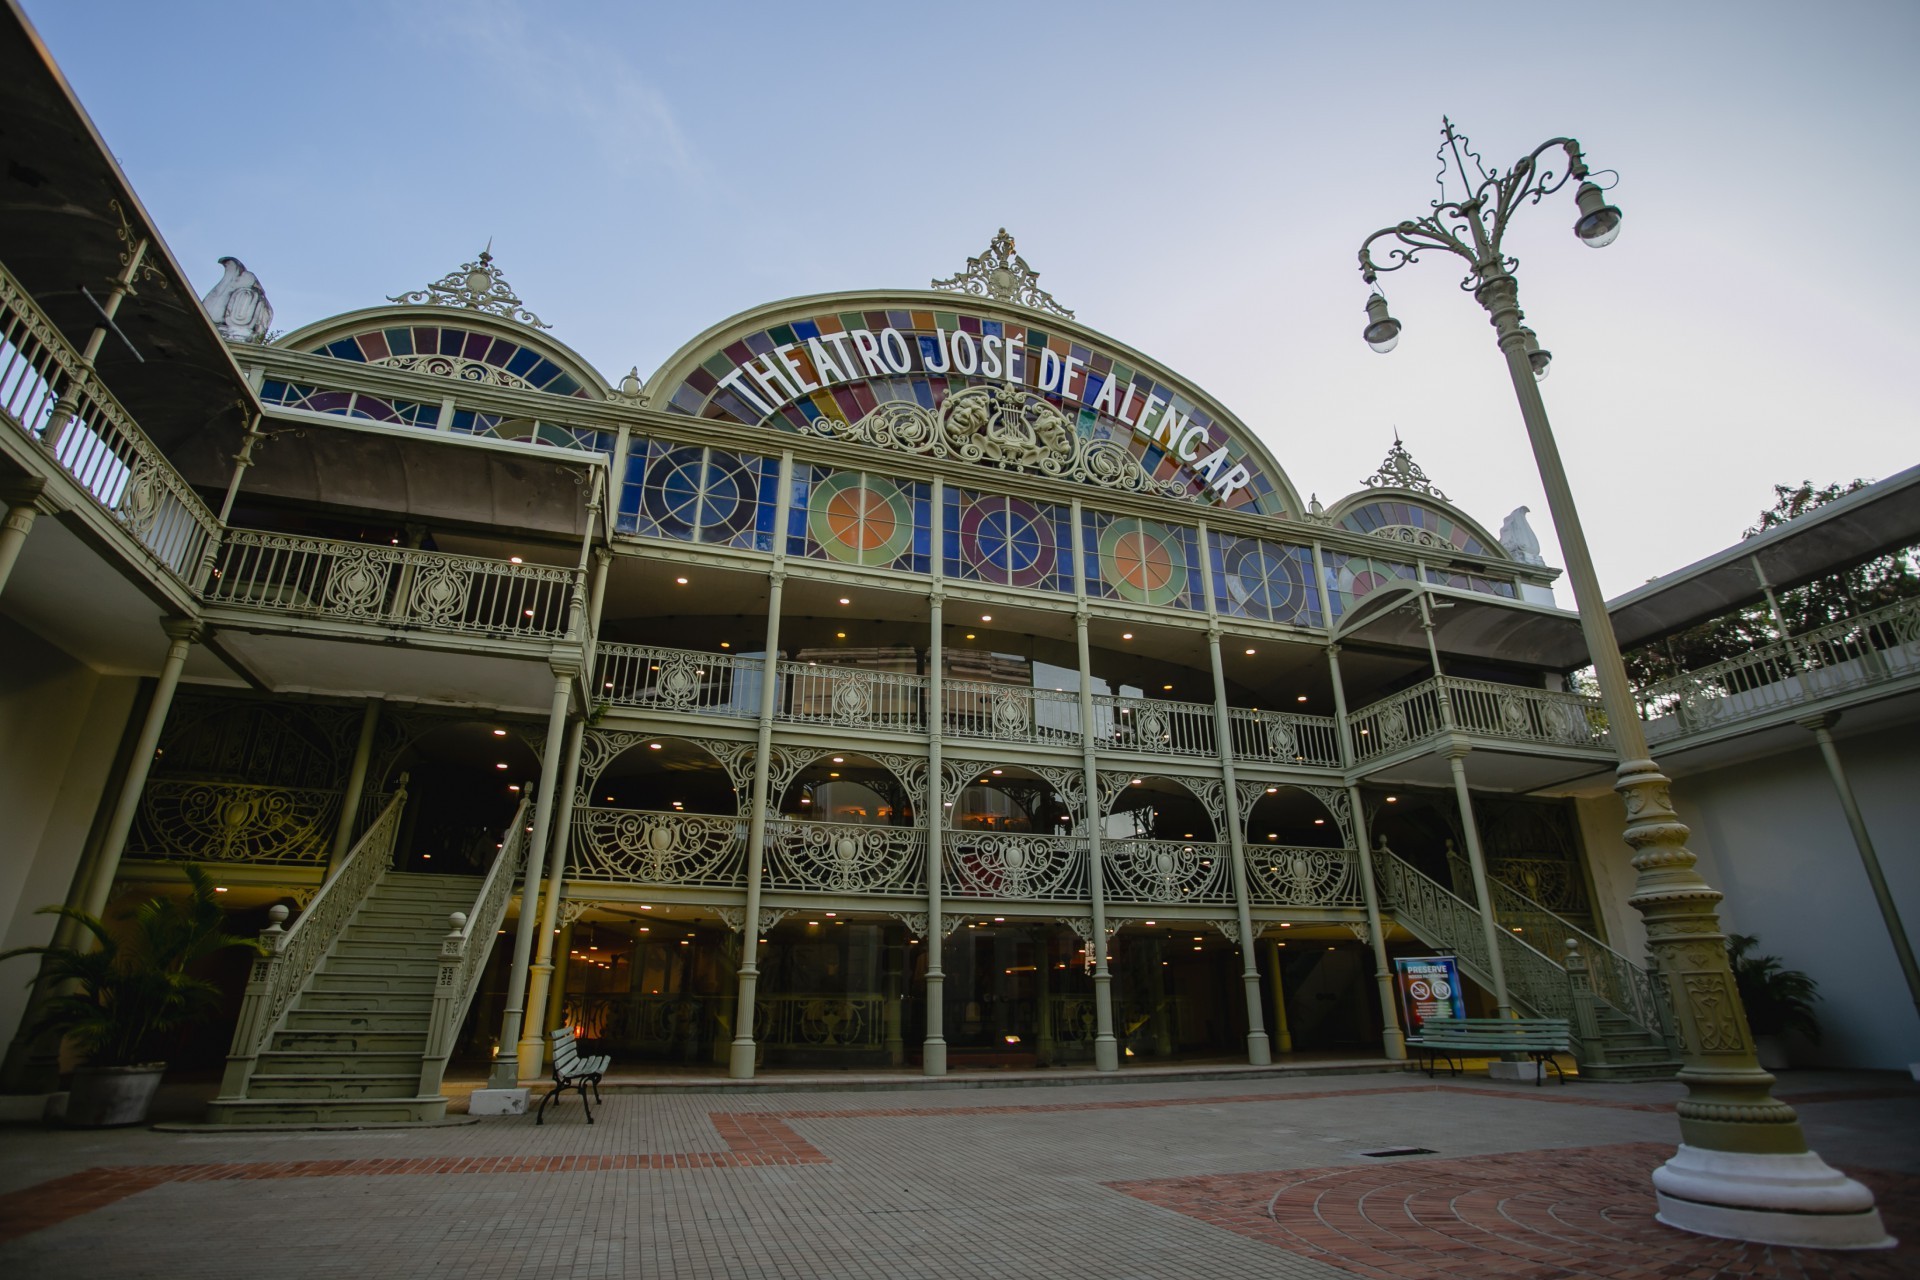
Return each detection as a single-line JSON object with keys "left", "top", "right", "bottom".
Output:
{"left": 64, "top": 1063, "right": 166, "bottom": 1127}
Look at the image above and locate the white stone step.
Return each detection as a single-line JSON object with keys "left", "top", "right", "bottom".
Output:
{"left": 204, "top": 1096, "right": 449, "bottom": 1125}
{"left": 245, "top": 1074, "right": 422, "bottom": 1099}
{"left": 271, "top": 1029, "right": 427, "bottom": 1054}
{"left": 286, "top": 1008, "right": 434, "bottom": 1032}
{"left": 255, "top": 1051, "right": 425, "bottom": 1077}
{"left": 309, "top": 972, "right": 435, "bottom": 994}
{"left": 298, "top": 990, "right": 434, "bottom": 1014}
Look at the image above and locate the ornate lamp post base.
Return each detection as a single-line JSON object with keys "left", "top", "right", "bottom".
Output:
{"left": 1654, "top": 1147, "right": 1891, "bottom": 1248}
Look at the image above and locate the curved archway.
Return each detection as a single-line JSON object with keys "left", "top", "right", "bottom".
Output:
{"left": 589, "top": 736, "right": 740, "bottom": 817}
{"left": 1106, "top": 775, "right": 1217, "bottom": 841}
{"left": 776, "top": 751, "right": 917, "bottom": 826}
{"left": 278, "top": 305, "right": 612, "bottom": 401}
{"left": 1243, "top": 785, "right": 1344, "bottom": 849}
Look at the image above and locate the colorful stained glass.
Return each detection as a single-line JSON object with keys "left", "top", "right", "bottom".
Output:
{"left": 658, "top": 306, "right": 1289, "bottom": 518}
{"left": 260, "top": 380, "right": 437, "bottom": 428}
{"left": 944, "top": 491, "right": 1065, "bottom": 590}
{"left": 620, "top": 443, "right": 776, "bottom": 550}
{"left": 1323, "top": 552, "right": 1419, "bottom": 618}
{"left": 1425, "top": 566, "right": 1519, "bottom": 599}
{"left": 308, "top": 325, "right": 591, "bottom": 398}
{"left": 1338, "top": 499, "right": 1490, "bottom": 556}
{"left": 806, "top": 471, "right": 919, "bottom": 568}
{"left": 1211, "top": 534, "right": 1320, "bottom": 627}
{"left": 1087, "top": 514, "right": 1195, "bottom": 609}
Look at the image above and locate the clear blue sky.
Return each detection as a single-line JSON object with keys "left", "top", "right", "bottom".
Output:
{"left": 24, "top": 0, "right": 1919, "bottom": 596}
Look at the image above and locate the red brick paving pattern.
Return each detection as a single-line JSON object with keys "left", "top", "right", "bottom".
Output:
{"left": 2, "top": 1079, "right": 1906, "bottom": 1278}
{"left": 1112, "top": 1142, "right": 1919, "bottom": 1280}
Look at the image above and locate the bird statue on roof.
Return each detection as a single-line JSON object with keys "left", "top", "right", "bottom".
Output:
{"left": 200, "top": 256, "right": 274, "bottom": 343}
{"left": 1499, "top": 506, "right": 1546, "bottom": 565}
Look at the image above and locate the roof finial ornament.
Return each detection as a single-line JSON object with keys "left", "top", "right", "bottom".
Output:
{"left": 1362, "top": 432, "right": 1450, "bottom": 500}
{"left": 931, "top": 228, "right": 1074, "bottom": 318}
{"left": 388, "top": 245, "right": 550, "bottom": 329}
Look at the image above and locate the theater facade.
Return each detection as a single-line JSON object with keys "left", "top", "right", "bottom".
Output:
{"left": 4, "top": 7, "right": 1915, "bottom": 1122}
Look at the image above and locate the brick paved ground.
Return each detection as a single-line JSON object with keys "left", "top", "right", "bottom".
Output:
{"left": 0, "top": 1068, "right": 1914, "bottom": 1279}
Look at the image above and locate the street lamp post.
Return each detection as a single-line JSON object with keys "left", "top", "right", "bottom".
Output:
{"left": 1354, "top": 119, "right": 1890, "bottom": 1250}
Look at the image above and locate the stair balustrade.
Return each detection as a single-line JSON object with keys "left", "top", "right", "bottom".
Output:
{"left": 215, "top": 779, "right": 409, "bottom": 1102}
{"left": 1486, "top": 876, "right": 1675, "bottom": 1052}
{"left": 417, "top": 795, "right": 531, "bottom": 1098}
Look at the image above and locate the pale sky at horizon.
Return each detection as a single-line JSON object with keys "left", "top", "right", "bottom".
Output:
{"left": 22, "top": 0, "right": 1918, "bottom": 602}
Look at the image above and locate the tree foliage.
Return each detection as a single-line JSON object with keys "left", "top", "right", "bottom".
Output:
{"left": 1622, "top": 479, "right": 1920, "bottom": 686}
{"left": 0, "top": 865, "right": 264, "bottom": 1068}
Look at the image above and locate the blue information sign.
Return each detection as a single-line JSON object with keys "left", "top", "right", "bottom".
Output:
{"left": 1393, "top": 955, "right": 1466, "bottom": 1033}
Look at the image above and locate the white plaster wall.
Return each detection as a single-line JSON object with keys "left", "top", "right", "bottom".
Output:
{"left": 1573, "top": 792, "right": 1649, "bottom": 962}
{"left": 0, "top": 616, "right": 138, "bottom": 1049}
{"left": 1655, "top": 725, "right": 1920, "bottom": 1070}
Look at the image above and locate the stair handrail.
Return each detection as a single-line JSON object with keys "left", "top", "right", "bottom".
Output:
{"left": 1374, "top": 845, "right": 1573, "bottom": 1025}
{"left": 1485, "top": 874, "right": 1675, "bottom": 1049}
{"left": 417, "top": 792, "right": 532, "bottom": 1098}
{"left": 214, "top": 778, "right": 409, "bottom": 1102}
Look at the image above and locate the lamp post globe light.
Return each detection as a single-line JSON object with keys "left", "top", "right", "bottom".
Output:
{"left": 1354, "top": 120, "right": 1891, "bottom": 1250}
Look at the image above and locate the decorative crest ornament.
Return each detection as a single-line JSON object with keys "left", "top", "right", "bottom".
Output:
{"left": 1361, "top": 431, "right": 1449, "bottom": 501}
{"left": 931, "top": 228, "right": 1074, "bottom": 318}
{"left": 387, "top": 244, "right": 550, "bottom": 329}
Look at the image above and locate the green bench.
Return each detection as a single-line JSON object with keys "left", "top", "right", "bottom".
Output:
{"left": 1407, "top": 1016, "right": 1572, "bottom": 1086}
{"left": 535, "top": 1028, "right": 610, "bottom": 1124}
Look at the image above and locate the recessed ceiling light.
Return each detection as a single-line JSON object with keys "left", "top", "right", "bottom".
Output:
{"left": 836, "top": 631, "right": 846, "bottom": 639}
{"left": 1245, "top": 648, "right": 1257, "bottom": 655}
{"left": 839, "top": 597, "right": 850, "bottom": 605}
{"left": 495, "top": 763, "right": 508, "bottom": 770}
{"left": 1297, "top": 694, "right": 1309, "bottom": 702}
{"left": 832, "top": 757, "right": 844, "bottom": 763}
{"left": 1122, "top": 632, "right": 1133, "bottom": 640}
{"left": 965, "top": 633, "right": 976, "bottom": 640}
{"left": 509, "top": 556, "right": 523, "bottom": 564}
{"left": 991, "top": 769, "right": 1003, "bottom": 775}
{"left": 492, "top": 728, "right": 506, "bottom": 736}
{"left": 1163, "top": 684, "right": 1173, "bottom": 691}
{"left": 648, "top": 742, "right": 662, "bottom": 750}
{"left": 1130, "top": 778, "right": 1142, "bottom": 785}
{"left": 675, "top": 576, "right": 688, "bottom": 584}
{"left": 1386, "top": 795, "right": 1398, "bottom": 802}
{"left": 640, "top": 905, "right": 652, "bottom": 910}
{"left": 1266, "top": 786, "right": 1278, "bottom": 794}
{"left": 720, "top": 641, "right": 730, "bottom": 648}
{"left": 1314, "top": 818, "right": 1325, "bottom": 825}
{"left": 981, "top": 614, "right": 992, "bottom": 622}
{"left": 214, "top": 886, "right": 228, "bottom": 893}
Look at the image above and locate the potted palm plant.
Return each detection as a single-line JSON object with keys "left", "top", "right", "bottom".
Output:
{"left": 1, "top": 864, "right": 264, "bottom": 1126}
{"left": 1726, "top": 933, "right": 1821, "bottom": 1070}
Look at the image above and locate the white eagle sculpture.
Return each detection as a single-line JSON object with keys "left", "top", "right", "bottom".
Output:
{"left": 1499, "top": 505, "right": 1546, "bottom": 565}
{"left": 199, "top": 256, "right": 274, "bottom": 343}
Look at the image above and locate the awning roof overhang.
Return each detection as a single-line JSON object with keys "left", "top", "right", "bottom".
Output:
{"left": 0, "top": 3, "right": 258, "bottom": 463}
{"left": 1605, "top": 463, "right": 1920, "bottom": 650}
{"left": 1332, "top": 582, "right": 1591, "bottom": 670}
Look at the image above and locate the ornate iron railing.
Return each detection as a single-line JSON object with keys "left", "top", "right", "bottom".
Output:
{"left": 778, "top": 661, "right": 926, "bottom": 732}
{"left": 1635, "top": 596, "right": 1920, "bottom": 734}
{"left": 0, "top": 260, "right": 222, "bottom": 587}
{"left": 207, "top": 530, "right": 581, "bottom": 640}
{"left": 1102, "top": 838, "right": 1234, "bottom": 905}
{"left": 943, "top": 679, "right": 1081, "bottom": 744}
{"left": 944, "top": 832, "right": 1090, "bottom": 902}
{"left": 1349, "top": 683, "right": 1446, "bottom": 762}
{"left": 764, "top": 819, "right": 926, "bottom": 895}
{"left": 1441, "top": 675, "right": 1608, "bottom": 748}
{"left": 569, "top": 808, "right": 746, "bottom": 887}
{"left": 214, "top": 783, "right": 409, "bottom": 1101}
{"left": 418, "top": 797, "right": 529, "bottom": 1097}
{"left": 754, "top": 993, "right": 888, "bottom": 1049}
{"left": 593, "top": 643, "right": 762, "bottom": 718}
{"left": 1486, "top": 876, "right": 1672, "bottom": 1047}
{"left": 1374, "top": 847, "right": 1580, "bottom": 1037}
{"left": 1246, "top": 845, "right": 1364, "bottom": 907}
{"left": 1093, "top": 694, "right": 1218, "bottom": 758}
{"left": 564, "top": 992, "right": 716, "bottom": 1051}
{"left": 1228, "top": 708, "right": 1344, "bottom": 767}
{"left": 129, "top": 780, "right": 341, "bottom": 864}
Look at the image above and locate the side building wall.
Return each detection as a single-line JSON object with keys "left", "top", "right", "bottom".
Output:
{"left": 0, "top": 616, "right": 140, "bottom": 1049}
{"left": 1578, "top": 723, "right": 1920, "bottom": 1071}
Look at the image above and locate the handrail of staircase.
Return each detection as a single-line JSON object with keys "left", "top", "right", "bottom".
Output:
{"left": 1374, "top": 845, "right": 1577, "bottom": 1029}
{"left": 417, "top": 792, "right": 532, "bottom": 1098}
{"left": 213, "top": 778, "right": 409, "bottom": 1103}
{"left": 1486, "top": 875, "right": 1675, "bottom": 1049}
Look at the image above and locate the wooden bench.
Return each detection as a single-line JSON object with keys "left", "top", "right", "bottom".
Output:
{"left": 1406, "top": 1016, "right": 1572, "bottom": 1086}
{"left": 535, "top": 1028, "right": 611, "bottom": 1124}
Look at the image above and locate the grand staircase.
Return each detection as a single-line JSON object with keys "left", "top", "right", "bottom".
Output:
{"left": 207, "top": 785, "right": 531, "bottom": 1125}
{"left": 1375, "top": 846, "right": 1683, "bottom": 1081}
{"left": 207, "top": 872, "right": 478, "bottom": 1124}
